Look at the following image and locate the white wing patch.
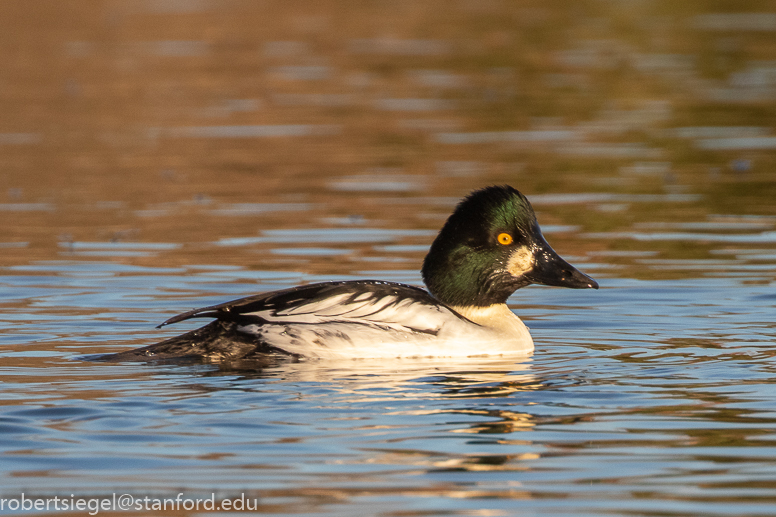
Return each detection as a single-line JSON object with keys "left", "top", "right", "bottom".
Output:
{"left": 240, "top": 294, "right": 445, "bottom": 333}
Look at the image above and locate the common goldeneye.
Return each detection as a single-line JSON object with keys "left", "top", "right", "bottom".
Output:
{"left": 108, "top": 185, "right": 597, "bottom": 361}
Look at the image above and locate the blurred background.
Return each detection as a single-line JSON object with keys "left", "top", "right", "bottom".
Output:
{"left": 2, "top": 3, "right": 776, "bottom": 515}
{"left": 1, "top": 0, "right": 774, "bottom": 279}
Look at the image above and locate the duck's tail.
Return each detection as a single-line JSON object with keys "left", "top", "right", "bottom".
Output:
{"left": 91, "top": 320, "right": 294, "bottom": 364}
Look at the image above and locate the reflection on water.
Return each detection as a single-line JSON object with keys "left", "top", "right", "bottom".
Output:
{"left": 2, "top": 267, "right": 775, "bottom": 515}
{"left": 1, "top": 0, "right": 776, "bottom": 515}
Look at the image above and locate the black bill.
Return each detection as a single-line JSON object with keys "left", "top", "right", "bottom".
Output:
{"left": 526, "top": 235, "right": 598, "bottom": 289}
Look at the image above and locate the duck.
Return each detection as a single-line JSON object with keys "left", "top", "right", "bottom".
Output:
{"left": 106, "top": 185, "right": 598, "bottom": 362}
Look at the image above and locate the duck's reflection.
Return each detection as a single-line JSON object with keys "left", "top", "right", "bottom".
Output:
{"left": 205, "top": 355, "right": 537, "bottom": 394}
{"left": 182, "top": 355, "right": 542, "bottom": 437}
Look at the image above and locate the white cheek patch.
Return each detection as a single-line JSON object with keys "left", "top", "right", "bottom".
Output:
{"left": 507, "top": 246, "right": 534, "bottom": 277}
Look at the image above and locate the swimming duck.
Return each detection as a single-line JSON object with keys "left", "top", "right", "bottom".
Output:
{"left": 108, "top": 186, "right": 597, "bottom": 361}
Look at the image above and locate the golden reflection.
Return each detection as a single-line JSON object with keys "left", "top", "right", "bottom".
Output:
{"left": 0, "top": 0, "right": 773, "bottom": 283}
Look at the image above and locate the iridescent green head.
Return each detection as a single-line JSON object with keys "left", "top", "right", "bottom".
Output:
{"left": 421, "top": 185, "right": 598, "bottom": 307}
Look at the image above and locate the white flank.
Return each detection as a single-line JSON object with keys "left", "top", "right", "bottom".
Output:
{"left": 235, "top": 296, "right": 533, "bottom": 359}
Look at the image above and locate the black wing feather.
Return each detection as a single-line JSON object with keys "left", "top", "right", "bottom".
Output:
{"left": 157, "top": 280, "right": 441, "bottom": 328}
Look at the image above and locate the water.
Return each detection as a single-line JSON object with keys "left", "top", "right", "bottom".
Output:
{"left": 1, "top": 1, "right": 776, "bottom": 515}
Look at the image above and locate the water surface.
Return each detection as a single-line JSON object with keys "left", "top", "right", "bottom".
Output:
{"left": 1, "top": 1, "right": 775, "bottom": 516}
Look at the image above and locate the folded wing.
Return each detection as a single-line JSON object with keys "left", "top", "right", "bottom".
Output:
{"left": 158, "top": 281, "right": 468, "bottom": 358}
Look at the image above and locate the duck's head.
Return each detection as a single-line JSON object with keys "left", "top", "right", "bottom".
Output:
{"left": 422, "top": 185, "right": 598, "bottom": 307}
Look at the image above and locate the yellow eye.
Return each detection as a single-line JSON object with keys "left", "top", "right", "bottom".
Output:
{"left": 497, "top": 233, "right": 513, "bottom": 245}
